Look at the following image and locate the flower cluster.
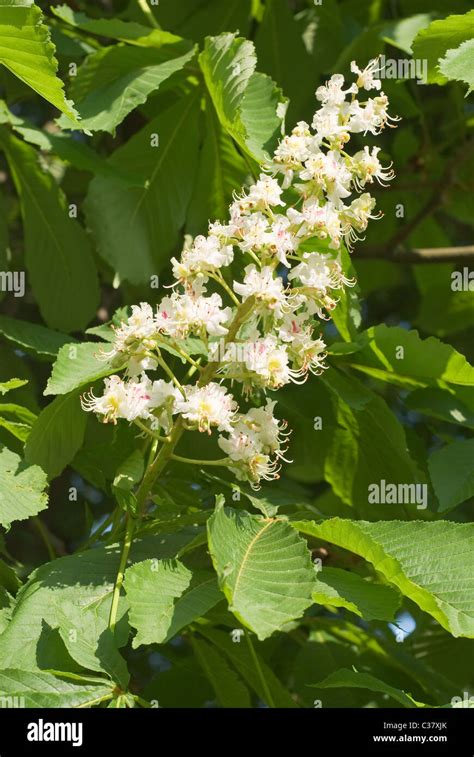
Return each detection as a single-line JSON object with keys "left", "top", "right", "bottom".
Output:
{"left": 82, "top": 61, "right": 396, "bottom": 488}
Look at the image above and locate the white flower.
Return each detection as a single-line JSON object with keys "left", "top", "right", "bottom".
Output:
{"left": 351, "top": 60, "right": 382, "bottom": 92}
{"left": 81, "top": 375, "right": 152, "bottom": 424}
{"left": 316, "top": 74, "right": 357, "bottom": 106}
{"left": 244, "top": 336, "right": 297, "bottom": 388}
{"left": 351, "top": 146, "right": 395, "bottom": 189}
{"left": 239, "top": 212, "right": 270, "bottom": 251}
{"left": 246, "top": 174, "right": 285, "bottom": 208}
{"left": 233, "top": 265, "right": 287, "bottom": 317}
{"left": 175, "top": 383, "right": 237, "bottom": 433}
{"left": 289, "top": 252, "right": 343, "bottom": 291}
{"left": 266, "top": 214, "right": 297, "bottom": 266}
{"left": 293, "top": 200, "right": 342, "bottom": 249}
{"left": 156, "top": 292, "right": 232, "bottom": 338}
{"left": 300, "top": 151, "right": 352, "bottom": 201}
{"left": 172, "top": 234, "right": 233, "bottom": 281}
{"left": 106, "top": 303, "right": 157, "bottom": 360}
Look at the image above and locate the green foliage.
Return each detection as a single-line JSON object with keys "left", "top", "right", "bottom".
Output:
{"left": 0, "top": 0, "right": 473, "bottom": 710}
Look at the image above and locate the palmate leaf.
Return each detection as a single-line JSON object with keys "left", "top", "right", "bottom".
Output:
{"left": 0, "top": 129, "right": 99, "bottom": 333}
{"left": 59, "top": 41, "right": 197, "bottom": 133}
{"left": 0, "top": 1, "right": 80, "bottom": 124}
{"left": 295, "top": 518, "right": 474, "bottom": 638}
{"left": 0, "top": 669, "right": 114, "bottom": 708}
{"left": 199, "top": 32, "right": 286, "bottom": 162}
{"left": 0, "top": 445, "right": 48, "bottom": 528}
{"left": 160, "top": 573, "right": 223, "bottom": 643}
{"left": 313, "top": 567, "right": 400, "bottom": 622}
{"left": 25, "top": 391, "right": 87, "bottom": 480}
{"left": 207, "top": 504, "right": 316, "bottom": 640}
{"left": 85, "top": 91, "right": 201, "bottom": 285}
{"left": 311, "top": 668, "right": 425, "bottom": 708}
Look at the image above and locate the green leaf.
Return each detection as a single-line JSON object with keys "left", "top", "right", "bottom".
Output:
{"left": 295, "top": 518, "right": 474, "bottom": 638}
{"left": 59, "top": 41, "right": 196, "bottom": 133}
{"left": 412, "top": 11, "right": 474, "bottom": 84}
{"left": 347, "top": 325, "right": 474, "bottom": 389}
{"left": 0, "top": 669, "right": 114, "bottom": 708}
{"left": 255, "top": 0, "right": 313, "bottom": 122}
{"left": 0, "top": 445, "right": 48, "bottom": 528}
{"left": 330, "top": 247, "right": 361, "bottom": 342}
{"left": 313, "top": 567, "right": 400, "bottom": 622}
{"left": 322, "top": 370, "right": 422, "bottom": 516}
{"left": 0, "top": 3, "right": 80, "bottom": 124}
{"left": 113, "top": 450, "right": 145, "bottom": 491}
{"left": 152, "top": 0, "right": 252, "bottom": 44}
{"left": 0, "top": 129, "right": 99, "bottom": 333}
{"left": 161, "top": 574, "right": 223, "bottom": 643}
{"left": 85, "top": 91, "right": 201, "bottom": 285}
{"left": 52, "top": 4, "right": 186, "bottom": 48}
{"left": 0, "top": 532, "right": 196, "bottom": 670}
{"left": 0, "top": 402, "right": 36, "bottom": 442}
{"left": 45, "top": 342, "right": 121, "bottom": 397}
{"left": 438, "top": 39, "right": 474, "bottom": 94}
{"left": 428, "top": 439, "right": 474, "bottom": 513}
{"left": 405, "top": 387, "right": 474, "bottom": 429}
{"left": 191, "top": 636, "right": 251, "bottom": 707}
{"left": 124, "top": 558, "right": 192, "bottom": 648}
{"left": 55, "top": 600, "right": 129, "bottom": 689}
{"left": 0, "top": 314, "right": 73, "bottom": 357}
{"left": 0, "top": 379, "right": 28, "bottom": 396}
{"left": 311, "top": 668, "right": 424, "bottom": 708}
{"left": 199, "top": 627, "right": 297, "bottom": 707}
{"left": 199, "top": 32, "right": 286, "bottom": 162}
{"left": 0, "top": 101, "right": 144, "bottom": 186}
{"left": 25, "top": 391, "right": 87, "bottom": 480}
{"left": 187, "top": 98, "right": 248, "bottom": 233}
{"left": 207, "top": 504, "right": 315, "bottom": 640}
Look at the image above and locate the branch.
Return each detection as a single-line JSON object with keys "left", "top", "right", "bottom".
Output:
{"left": 356, "top": 244, "right": 474, "bottom": 265}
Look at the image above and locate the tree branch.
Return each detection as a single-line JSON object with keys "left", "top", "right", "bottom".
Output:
{"left": 356, "top": 244, "right": 474, "bottom": 264}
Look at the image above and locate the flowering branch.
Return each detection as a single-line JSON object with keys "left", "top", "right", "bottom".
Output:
{"left": 82, "top": 60, "right": 398, "bottom": 632}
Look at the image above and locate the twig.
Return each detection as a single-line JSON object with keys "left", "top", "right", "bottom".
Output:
{"left": 356, "top": 244, "right": 474, "bottom": 264}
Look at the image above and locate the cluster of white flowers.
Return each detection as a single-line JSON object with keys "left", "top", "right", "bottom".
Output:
{"left": 82, "top": 61, "right": 396, "bottom": 488}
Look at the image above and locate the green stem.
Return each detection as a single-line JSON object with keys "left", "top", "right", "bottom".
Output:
{"left": 170, "top": 454, "right": 230, "bottom": 467}
{"left": 157, "top": 354, "right": 186, "bottom": 396}
{"left": 33, "top": 517, "right": 56, "bottom": 561}
{"left": 245, "top": 632, "right": 275, "bottom": 709}
{"left": 108, "top": 515, "right": 135, "bottom": 634}
{"left": 108, "top": 419, "right": 185, "bottom": 634}
{"left": 134, "top": 419, "right": 170, "bottom": 443}
{"left": 136, "top": 0, "right": 160, "bottom": 28}
{"left": 209, "top": 272, "right": 240, "bottom": 306}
